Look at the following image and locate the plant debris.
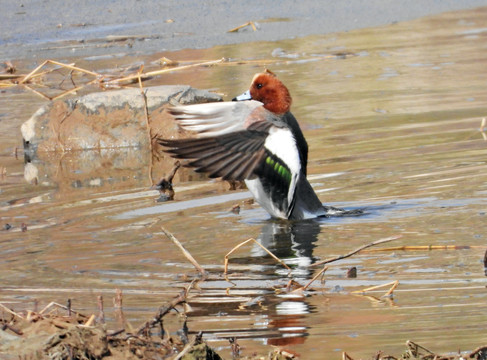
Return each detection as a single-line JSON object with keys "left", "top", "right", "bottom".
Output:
{"left": 0, "top": 288, "right": 298, "bottom": 360}
{"left": 343, "top": 340, "right": 487, "bottom": 360}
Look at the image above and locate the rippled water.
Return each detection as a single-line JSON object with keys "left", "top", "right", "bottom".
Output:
{"left": 2, "top": 7, "right": 487, "bottom": 359}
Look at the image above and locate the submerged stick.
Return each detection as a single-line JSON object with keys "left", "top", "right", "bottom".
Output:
{"left": 224, "top": 237, "right": 291, "bottom": 275}
{"left": 161, "top": 226, "right": 206, "bottom": 277}
{"left": 310, "top": 235, "right": 402, "bottom": 267}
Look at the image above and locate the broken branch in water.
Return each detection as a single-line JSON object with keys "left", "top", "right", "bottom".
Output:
{"left": 310, "top": 235, "right": 402, "bottom": 268}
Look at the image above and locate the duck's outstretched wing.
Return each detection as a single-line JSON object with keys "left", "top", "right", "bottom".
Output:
{"left": 160, "top": 121, "right": 302, "bottom": 218}
{"left": 159, "top": 121, "right": 271, "bottom": 181}
{"left": 168, "top": 101, "right": 262, "bottom": 137}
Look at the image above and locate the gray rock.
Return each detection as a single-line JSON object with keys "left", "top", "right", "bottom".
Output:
{"left": 21, "top": 85, "right": 222, "bottom": 156}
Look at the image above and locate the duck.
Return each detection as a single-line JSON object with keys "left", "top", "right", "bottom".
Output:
{"left": 159, "top": 70, "right": 359, "bottom": 220}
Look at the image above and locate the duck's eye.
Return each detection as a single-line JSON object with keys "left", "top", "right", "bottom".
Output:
{"left": 256, "top": 83, "right": 263, "bottom": 89}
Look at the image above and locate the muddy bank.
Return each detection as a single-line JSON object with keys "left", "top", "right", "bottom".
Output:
{"left": 2, "top": 1, "right": 487, "bottom": 61}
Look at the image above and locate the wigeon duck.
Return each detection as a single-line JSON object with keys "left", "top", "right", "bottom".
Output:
{"left": 160, "top": 71, "right": 359, "bottom": 220}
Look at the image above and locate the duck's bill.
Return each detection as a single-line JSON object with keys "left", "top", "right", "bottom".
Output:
{"left": 232, "top": 90, "right": 252, "bottom": 101}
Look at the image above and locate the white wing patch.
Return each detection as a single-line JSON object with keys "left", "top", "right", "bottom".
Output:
{"left": 170, "top": 101, "right": 262, "bottom": 137}
{"left": 264, "top": 127, "right": 301, "bottom": 214}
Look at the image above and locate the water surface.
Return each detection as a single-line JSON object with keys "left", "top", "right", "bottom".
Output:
{"left": 1, "top": 7, "right": 487, "bottom": 359}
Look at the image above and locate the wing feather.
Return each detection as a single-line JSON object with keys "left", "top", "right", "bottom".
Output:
{"left": 168, "top": 101, "right": 262, "bottom": 137}
{"left": 159, "top": 122, "right": 270, "bottom": 181}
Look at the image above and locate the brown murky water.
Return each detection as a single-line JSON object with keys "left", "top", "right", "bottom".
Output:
{"left": 2, "top": 7, "right": 487, "bottom": 359}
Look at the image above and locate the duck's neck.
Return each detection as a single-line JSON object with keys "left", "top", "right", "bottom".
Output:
{"left": 263, "top": 88, "right": 292, "bottom": 114}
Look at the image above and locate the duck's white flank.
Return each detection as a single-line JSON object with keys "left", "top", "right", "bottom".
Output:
{"left": 264, "top": 127, "right": 301, "bottom": 210}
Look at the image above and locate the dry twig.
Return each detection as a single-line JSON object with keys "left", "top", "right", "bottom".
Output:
{"left": 228, "top": 21, "right": 258, "bottom": 32}
{"left": 104, "top": 58, "right": 226, "bottom": 85}
{"left": 0, "top": 303, "right": 24, "bottom": 320}
{"left": 161, "top": 226, "right": 206, "bottom": 277}
{"left": 136, "top": 279, "right": 196, "bottom": 336}
{"left": 224, "top": 237, "right": 291, "bottom": 275}
{"left": 310, "top": 235, "right": 402, "bottom": 267}
{"left": 352, "top": 280, "right": 399, "bottom": 298}
{"left": 364, "top": 244, "right": 486, "bottom": 253}
{"left": 291, "top": 266, "right": 329, "bottom": 294}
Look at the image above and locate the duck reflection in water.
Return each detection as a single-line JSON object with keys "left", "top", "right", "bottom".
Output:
{"left": 237, "top": 220, "right": 322, "bottom": 347}
{"left": 251, "top": 220, "right": 321, "bottom": 269}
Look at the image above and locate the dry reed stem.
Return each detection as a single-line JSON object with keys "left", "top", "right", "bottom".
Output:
{"left": 161, "top": 226, "right": 206, "bottom": 277}
{"left": 105, "top": 58, "right": 226, "bottom": 85}
{"left": 480, "top": 117, "right": 486, "bottom": 132}
{"left": 351, "top": 280, "right": 399, "bottom": 297}
{"left": 0, "top": 302, "right": 25, "bottom": 320}
{"left": 83, "top": 314, "right": 96, "bottom": 327}
{"left": 38, "top": 301, "right": 84, "bottom": 317}
{"left": 23, "top": 84, "right": 52, "bottom": 100}
{"left": 50, "top": 77, "right": 100, "bottom": 101}
{"left": 19, "top": 60, "right": 51, "bottom": 84}
{"left": 310, "top": 235, "right": 402, "bottom": 268}
{"left": 0, "top": 74, "right": 22, "bottom": 80}
{"left": 405, "top": 340, "right": 436, "bottom": 358}
{"left": 224, "top": 237, "right": 291, "bottom": 275}
{"left": 20, "top": 60, "right": 99, "bottom": 85}
{"left": 4, "top": 57, "right": 297, "bottom": 100}
{"left": 174, "top": 336, "right": 198, "bottom": 360}
{"left": 364, "top": 244, "right": 486, "bottom": 253}
{"left": 292, "top": 266, "right": 329, "bottom": 294}
{"left": 137, "top": 70, "right": 155, "bottom": 185}
{"left": 342, "top": 352, "right": 355, "bottom": 360}
{"left": 384, "top": 280, "right": 399, "bottom": 297}
{"left": 228, "top": 21, "right": 257, "bottom": 32}
{"left": 136, "top": 279, "right": 196, "bottom": 336}
{"left": 97, "top": 295, "right": 105, "bottom": 325}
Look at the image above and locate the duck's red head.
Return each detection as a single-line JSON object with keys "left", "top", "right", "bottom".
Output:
{"left": 249, "top": 71, "right": 292, "bottom": 114}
